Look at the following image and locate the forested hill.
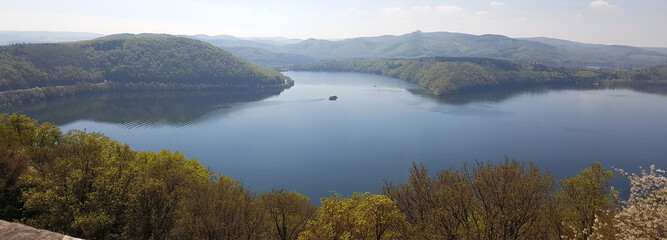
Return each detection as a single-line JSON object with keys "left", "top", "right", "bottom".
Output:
{"left": 294, "top": 57, "right": 614, "bottom": 95}
{"left": 0, "top": 34, "right": 293, "bottom": 103}
{"left": 214, "top": 31, "right": 667, "bottom": 69}
{"left": 282, "top": 32, "right": 667, "bottom": 69}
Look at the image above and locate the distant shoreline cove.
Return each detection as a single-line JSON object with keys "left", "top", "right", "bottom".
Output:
{"left": 0, "top": 81, "right": 293, "bottom": 107}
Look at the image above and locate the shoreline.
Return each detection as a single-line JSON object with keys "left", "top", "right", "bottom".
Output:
{"left": 0, "top": 81, "right": 293, "bottom": 107}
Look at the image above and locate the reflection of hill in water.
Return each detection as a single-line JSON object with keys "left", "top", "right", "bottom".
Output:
{"left": 6, "top": 83, "right": 667, "bottom": 127}
{"left": 629, "top": 85, "right": 667, "bottom": 97}
{"left": 407, "top": 84, "right": 667, "bottom": 105}
{"left": 0, "top": 89, "right": 283, "bottom": 126}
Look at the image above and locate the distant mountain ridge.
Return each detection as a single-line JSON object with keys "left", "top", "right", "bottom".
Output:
{"left": 282, "top": 32, "right": 667, "bottom": 69}
{"left": 221, "top": 47, "right": 316, "bottom": 68}
{"left": 186, "top": 34, "right": 314, "bottom": 67}
{"left": 0, "top": 31, "right": 103, "bottom": 45}
{"left": 189, "top": 31, "right": 667, "bottom": 69}
{"left": 187, "top": 34, "right": 302, "bottom": 46}
{"left": 644, "top": 47, "right": 667, "bottom": 55}
{"left": 2, "top": 31, "right": 667, "bottom": 69}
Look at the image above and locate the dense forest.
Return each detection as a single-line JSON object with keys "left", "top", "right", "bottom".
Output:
{"left": 293, "top": 57, "right": 667, "bottom": 95}
{"left": 293, "top": 57, "right": 610, "bottom": 95}
{"left": 0, "top": 34, "right": 293, "bottom": 105}
{"left": 0, "top": 114, "right": 664, "bottom": 239}
{"left": 617, "top": 65, "right": 667, "bottom": 84}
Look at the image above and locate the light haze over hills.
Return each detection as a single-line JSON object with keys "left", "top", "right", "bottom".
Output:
{"left": 2, "top": 31, "right": 666, "bottom": 69}
{"left": 2, "top": 0, "right": 666, "bottom": 47}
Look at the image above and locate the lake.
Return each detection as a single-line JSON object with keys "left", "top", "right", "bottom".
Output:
{"left": 6, "top": 71, "right": 667, "bottom": 201}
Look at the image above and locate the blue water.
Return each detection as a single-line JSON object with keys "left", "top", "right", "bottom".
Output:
{"left": 21, "top": 71, "right": 667, "bottom": 201}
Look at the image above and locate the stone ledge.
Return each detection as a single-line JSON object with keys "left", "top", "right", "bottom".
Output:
{"left": 0, "top": 220, "right": 83, "bottom": 240}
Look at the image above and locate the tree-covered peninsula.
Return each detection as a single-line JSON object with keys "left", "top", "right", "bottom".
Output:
{"left": 294, "top": 57, "right": 667, "bottom": 96}
{"left": 293, "top": 57, "right": 608, "bottom": 95}
{"left": 0, "top": 34, "right": 293, "bottom": 105}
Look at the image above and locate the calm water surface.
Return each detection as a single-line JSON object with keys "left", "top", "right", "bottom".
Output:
{"left": 10, "top": 71, "right": 667, "bottom": 200}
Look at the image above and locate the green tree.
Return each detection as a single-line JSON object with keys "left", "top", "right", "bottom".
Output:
{"left": 299, "top": 192, "right": 407, "bottom": 240}
{"left": 171, "top": 174, "right": 264, "bottom": 240}
{"left": 469, "top": 158, "right": 555, "bottom": 240}
{"left": 384, "top": 158, "right": 555, "bottom": 240}
{"left": 260, "top": 189, "right": 317, "bottom": 240}
{"left": 383, "top": 162, "right": 436, "bottom": 238}
{"left": 431, "top": 168, "right": 477, "bottom": 239}
{"left": 123, "top": 150, "right": 208, "bottom": 240}
{"left": 21, "top": 130, "right": 138, "bottom": 239}
{"left": 0, "top": 114, "right": 62, "bottom": 221}
{"left": 0, "top": 137, "right": 31, "bottom": 221}
{"left": 0, "top": 114, "right": 36, "bottom": 221}
{"left": 557, "top": 162, "right": 615, "bottom": 239}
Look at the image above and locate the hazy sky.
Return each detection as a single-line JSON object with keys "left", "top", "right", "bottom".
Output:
{"left": 1, "top": 0, "right": 665, "bottom": 47}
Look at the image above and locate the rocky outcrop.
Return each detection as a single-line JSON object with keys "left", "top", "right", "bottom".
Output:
{"left": 0, "top": 220, "right": 83, "bottom": 240}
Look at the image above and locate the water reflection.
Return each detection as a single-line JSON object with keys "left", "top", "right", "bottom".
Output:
{"left": 629, "top": 85, "right": 667, "bottom": 97}
{"left": 5, "top": 80, "right": 667, "bottom": 128}
{"left": 409, "top": 84, "right": 602, "bottom": 105}
{"left": 0, "top": 89, "right": 283, "bottom": 126}
{"left": 409, "top": 83, "right": 667, "bottom": 106}
{"left": 6, "top": 82, "right": 666, "bottom": 128}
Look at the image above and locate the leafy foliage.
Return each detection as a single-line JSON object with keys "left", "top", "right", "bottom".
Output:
{"left": 618, "top": 66, "right": 667, "bottom": 84}
{"left": 21, "top": 130, "right": 137, "bottom": 238}
{"left": 123, "top": 150, "right": 209, "bottom": 239}
{"left": 299, "top": 192, "right": 407, "bottom": 240}
{"left": 260, "top": 189, "right": 317, "bottom": 240}
{"left": 556, "top": 163, "right": 616, "bottom": 239}
{"left": 0, "top": 114, "right": 60, "bottom": 220}
{"left": 384, "top": 159, "right": 555, "bottom": 239}
{"left": 170, "top": 173, "right": 263, "bottom": 240}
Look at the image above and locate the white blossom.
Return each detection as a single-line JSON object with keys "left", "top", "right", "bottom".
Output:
{"left": 602, "top": 165, "right": 667, "bottom": 239}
